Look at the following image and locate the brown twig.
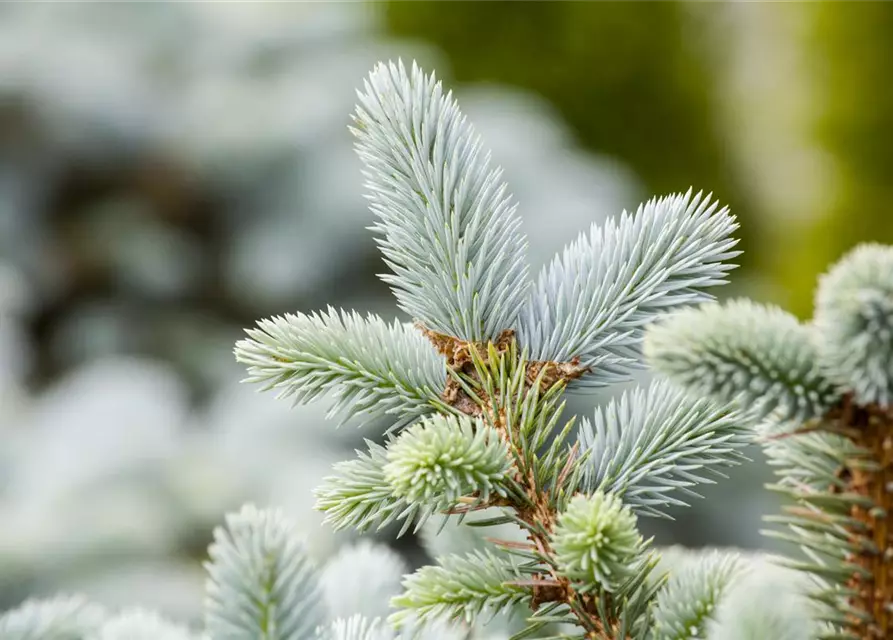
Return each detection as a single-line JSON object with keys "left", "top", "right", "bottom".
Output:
{"left": 823, "top": 395, "right": 893, "bottom": 639}
{"left": 418, "top": 328, "right": 620, "bottom": 637}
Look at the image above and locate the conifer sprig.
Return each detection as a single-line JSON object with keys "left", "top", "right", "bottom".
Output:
{"left": 0, "top": 596, "right": 106, "bottom": 640}
{"left": 315, "top": 440, "right": 427, "bottom": 536}
{"left": 519, "top": 189, "right": 740, "bottom": 389}
{"left": 645, "top": 299, "right": 841, "bottom": 422}
{"left": 384, "top": 414, "right": 512, "bottom": 509}
{"left": 551, "top": 492, "right": 645, "bottom": 593}
{"left": 390, "top": 550, "right": 530, "bottom": 628}
{"left": 814, "top": 243, "right": 893, "bottom": 407}
{"left": 650, "top": 551, "right": 745, "bottom": 640}
{"left": 204, "top": 505, "right": 326, "bottom": 640}
{"left": 646, "top": 244, "right": 893, "bottom": 639}
{"left": 235, "top": 308, "right": 444, "bottom": 428}
{"left": 352, "top": 60, "right": 530, "bottom": 342}
{"left": 578, "top": 379, "right": 751, "bottom": 518}
{"left": 236, "top": 59, "right": 755, "bottom": 639}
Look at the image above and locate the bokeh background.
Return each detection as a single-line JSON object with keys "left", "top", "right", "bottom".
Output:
{"left": 1, "top": 1, "right": 890, "bottom": 627}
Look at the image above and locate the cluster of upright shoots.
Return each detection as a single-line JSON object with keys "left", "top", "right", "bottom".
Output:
{"left": 237, "top": 61, "right": 893, "bottom": 639}
{"left": 1, "top": 60, "right": 892, "bottom": 640}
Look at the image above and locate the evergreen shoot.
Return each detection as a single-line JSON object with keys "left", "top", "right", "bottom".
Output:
{"left": 234, "top": 60, "right": 754, "bottom": 638}
{"left": 5, "top": 59, "right": 891, "bottom": 640}
{"left": 646, "top": 245, "right": 893, "bottom": 638}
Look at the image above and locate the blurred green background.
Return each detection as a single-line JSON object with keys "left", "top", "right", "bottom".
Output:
{"left": 0, "top": 0, "right": 890, "bottom": 626}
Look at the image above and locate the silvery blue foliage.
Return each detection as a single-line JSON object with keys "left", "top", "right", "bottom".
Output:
{"left": 232, "top": 59, "right": 762, "bottom": 639}
{"left": 390, "top": 550, "right": 530, "bottom": 629}
{"left": 644, "top": 243, "right": 893, "bottom": 638}
{"left": 352, "top": 60, "right": 530, "bottom": 343}
{"left": 814, "top": 243, "right": 893, "bottom": 406}
{"left": 204, "top": 505, "right": 326, "bottom": 640}
{"left": 519, "top": 189, "right": 739, "bottom": 389}
{"left": 314, "top": 439, "right": 425, "bottom": 536}
{"left": 578, "top": 379, "right": 751, "bottom": 518}
{"left": 454, "top": 88, "right": 639, "bottom": 272}
{"left": 645, "top": 299, "right": 840, "bottom": 422}
{"left": 650, "top": 550, "right": 745, "bottom": 640}
{"left": 0, "top": 596, "right": 105, "bottom": 640}
{"left": 235, "top": 308, "right": 445, "bottom": 428}
{"left": 0, "top": 506, "right": 479, "bottom": 640}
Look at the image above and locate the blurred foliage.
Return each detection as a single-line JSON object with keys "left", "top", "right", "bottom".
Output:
{"left": 778, "top": 2, "right": 893, "bottom": 317}
{"left": 383, "top": 1, "right": 756, "bottom": 269}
